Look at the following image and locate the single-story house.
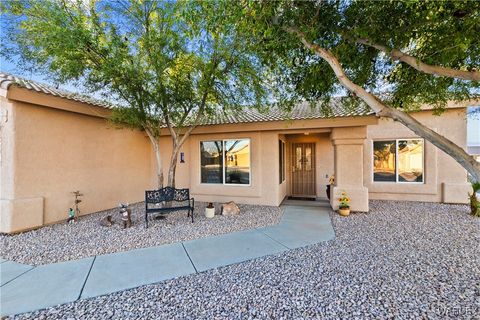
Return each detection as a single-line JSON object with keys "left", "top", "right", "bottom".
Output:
{"left": 0, "top": 73, "right": 473, "bottom": 233}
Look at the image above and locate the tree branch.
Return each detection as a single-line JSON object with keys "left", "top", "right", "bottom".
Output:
{"left": 286, "top": 26, "right": 480, "bottom": 182}
{"left": 355, "top": 38, "right": 480, "bottom": 81}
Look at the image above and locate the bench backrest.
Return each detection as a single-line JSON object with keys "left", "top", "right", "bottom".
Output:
{"left": 145, "top": 187, "right": 190, "bottom": 203}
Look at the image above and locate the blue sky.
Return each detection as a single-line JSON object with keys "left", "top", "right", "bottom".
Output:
{"left": 1, "top": 57, "right": 87, "bottom": 94}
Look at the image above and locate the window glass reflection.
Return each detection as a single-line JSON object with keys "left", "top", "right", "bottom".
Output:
{"left": 398, "top": 139, "right": 423, "bottom": 182}
{"left": 200, "top": 141, "right": 223, "bottom": 183}
{"left": 225, "top": 139, "right": 250, "bottom": 184}
{"left": 373, "top": 141, "right": 396, "bottom": 182}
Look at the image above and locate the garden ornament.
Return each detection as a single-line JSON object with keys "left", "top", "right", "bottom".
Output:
{"left": 119, "top": 203, "right": 132, "bottom": 228}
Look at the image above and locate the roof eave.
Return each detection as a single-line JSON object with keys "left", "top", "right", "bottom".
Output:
{"left": 158, "top": 114, "right": 379, "bottom": 136}
{"left": 6, "top": 86, "right": 111, "bottom": 119}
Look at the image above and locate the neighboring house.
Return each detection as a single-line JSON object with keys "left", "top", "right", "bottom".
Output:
{"left": 468, "top": 145, "right": 480, "bottom": 163}
{"left": 0, "top": 73, "right": 473, "bottom": 233}
{"left": 467, "top": 107, "right": 480, "bottom": 163}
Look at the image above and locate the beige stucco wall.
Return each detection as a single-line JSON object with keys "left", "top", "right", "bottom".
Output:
{"left": 163, "top": 131, "right": 281, "bottom": 206}
{"left": 364, "top": 108, "right": 470, "bottom": 204}
{"left": 1, "top": 92, "right": 155, "bottom": 233}
{"left": 155, "top": 117, "right": 376, "bottom": 208}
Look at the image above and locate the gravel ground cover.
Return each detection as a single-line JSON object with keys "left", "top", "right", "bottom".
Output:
{"left": 0, "top": 202, "right": 282, "bottom": 266}
{"left": 8, "top": 200, "right": 480, "bottom": 319}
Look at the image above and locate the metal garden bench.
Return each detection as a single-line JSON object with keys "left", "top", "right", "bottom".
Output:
{"left": 145, "top": 187, "right": 194, "bottom": 228}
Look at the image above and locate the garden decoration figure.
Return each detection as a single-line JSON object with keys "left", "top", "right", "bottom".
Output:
{"left": 71, "top": 190, "right": 83, "bottom": 217}
{"left": 326, "top": 174, "right": 335, "bottom": 200}
{"left": 67, "top": 208, "right": 76, "bottom": 224}
{"left": 119, "top": 203, "right": 132, "bottom": 228}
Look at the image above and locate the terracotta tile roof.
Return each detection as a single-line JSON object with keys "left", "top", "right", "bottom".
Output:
{"left": 1, "top": 72, "right": 374, "bottom": 125}
{"left": 197, "top": 101, "right": 374, "bottom": 126}
{"left": 0, "top": 72, "right": 115, "bottom": 110}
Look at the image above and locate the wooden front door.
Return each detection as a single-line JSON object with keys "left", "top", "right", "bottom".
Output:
{"left": 290, "top": 142, "right": 316, "bottom": 197}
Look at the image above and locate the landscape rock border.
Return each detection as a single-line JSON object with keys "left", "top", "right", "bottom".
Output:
{"left": 9, "top": 200, "right": 478, "bottom": 319}
{"left": 0, "top": 202, "right": 282, "bottom": 266}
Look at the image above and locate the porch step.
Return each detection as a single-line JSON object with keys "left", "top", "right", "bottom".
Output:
{"left": 281, "top": 198, "right": 331, "bottom": 208}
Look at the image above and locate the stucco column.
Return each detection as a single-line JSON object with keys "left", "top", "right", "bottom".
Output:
{"left": 330, "top": 126, "right": 369, "bottom": 212}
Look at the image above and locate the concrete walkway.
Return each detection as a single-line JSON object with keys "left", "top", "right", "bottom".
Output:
{"left": 0, "top": 205, "right": 334, "bottom": 316}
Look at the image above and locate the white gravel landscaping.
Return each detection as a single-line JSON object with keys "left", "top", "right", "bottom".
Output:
{"left": 8, "top": 200, "right": 480, "bottom": 319}
{"left": 0, "top": 202, "right": 282, "bottom": 266}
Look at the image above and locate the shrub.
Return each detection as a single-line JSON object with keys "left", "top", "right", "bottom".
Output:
{"left": 470, "top": 182, "right": 480, "bottom": 217}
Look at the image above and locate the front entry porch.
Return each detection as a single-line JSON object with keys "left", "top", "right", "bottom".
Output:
{"left": 281, "top": 126, "right": 369, "bottom": 212}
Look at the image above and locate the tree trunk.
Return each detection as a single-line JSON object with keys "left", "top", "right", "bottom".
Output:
{"left": 165, "top": 122, "right": 199, "bottom": 187}
{"left": 288, "top": 27, "right": 480, "bottom": 182}
{"left": 145, "top": 128, "right": 164, "bottom": 189}
{"left": 167, "top": 142, "right": 181, "bottom": 188}
{"left": 164, "top": 65, "right": 212, "bottom": 187}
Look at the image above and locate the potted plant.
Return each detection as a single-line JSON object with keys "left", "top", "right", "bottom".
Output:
{"left": 469, "top": 182, "right": 480, "bottom": 217}
{"left": 338, "top": 191, "right": 350, "bottom": 216}
{"left": 205, "top": 202, "right": 215, "bottom": 218}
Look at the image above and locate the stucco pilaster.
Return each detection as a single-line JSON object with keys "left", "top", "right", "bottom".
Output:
{"left": 1, "top": 97, "right": 45, "bottom": 233}
{"left": 330, "top": 127, "right": 369, "bottom": 212}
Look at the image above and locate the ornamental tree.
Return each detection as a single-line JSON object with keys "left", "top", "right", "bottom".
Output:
{"left": 2, "top": 0, "right": 271, "bottom": 187}
{"left": 238, "top": 0, "right": 480, "bottom": 182}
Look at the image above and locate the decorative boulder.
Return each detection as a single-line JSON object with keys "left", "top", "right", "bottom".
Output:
{"left": 100, "top": 215, "right": 113, "bottom": 227}
{"left": 222, "top": 201, "right": 240, "bottom": 216}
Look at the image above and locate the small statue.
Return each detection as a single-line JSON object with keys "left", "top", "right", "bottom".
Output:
{"left": 119, "top": 203, "right": 132, "bottom": 229}
{"left": 100, "top": 215, "right": 113, "bottom": 227}
{"left": 67, "top": 208, "right": 77, "bottom": 224}
{"left": 327, "top": 174, "right": 335, "bottom": 200}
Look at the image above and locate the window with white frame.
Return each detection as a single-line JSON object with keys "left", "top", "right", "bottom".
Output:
{"left": 200, "top": 139, "right": 250, "bottom": 185}
{"left": 373, "top": 139, "right": 424, "bottom": 183}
